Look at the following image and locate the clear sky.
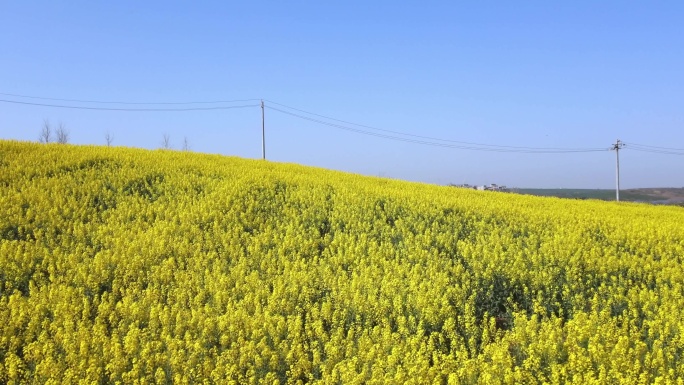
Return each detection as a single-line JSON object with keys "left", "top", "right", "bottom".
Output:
{"left": 1, "top": 1, "right": 683, "bottom": 188}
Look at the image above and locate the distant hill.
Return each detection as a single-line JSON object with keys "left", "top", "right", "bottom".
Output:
{"left": 513, "top": 187, "right": 684, "bottom": 205}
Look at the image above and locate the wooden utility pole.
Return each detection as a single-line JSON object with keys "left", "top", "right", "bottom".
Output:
{"left": 611, "top": 139, "right": 625, "bottom": 201}
{"left": 261, "top": 100, "right": 266, "bottom": 160}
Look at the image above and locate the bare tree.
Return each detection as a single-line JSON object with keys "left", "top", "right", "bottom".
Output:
{"left": 161, "top": 133, "right": 171, "bottom": 149}
{"left": 182, "top": 136, "right": 190, "bottom": 151}
{"left": 55, "top": 122, "right": 69, "bottom": 144}
{"left": 39, "top": 119, "right": 52, "bottom": 143}
{"left": 105, "top": 131, "right": 114, "bottom": 147}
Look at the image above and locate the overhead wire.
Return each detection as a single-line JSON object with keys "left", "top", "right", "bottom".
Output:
{"left": 625, "top": 142, "right": 684, "bottom": 151}
{"left": 0, "top": 99, "right": 260, "bottom": 111}
{"left": 621, "top": 142, "right": 684, "bottom": 155}
{"left": 0, "top": 92, "right": 261, "bottom": 105}
{"left": 4, "top": 91, "right": 681, "bottom": 155}
{"left": 265, "top": 99, "right": 607, "bottom": 151}
{"left": 627, "top": 147, "right": 684, "bottom": 155}
{"left": 266, "top": 105, "right": 608, "bottom": 154}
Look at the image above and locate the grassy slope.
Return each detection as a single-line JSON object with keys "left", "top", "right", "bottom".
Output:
{"left": 1, "top": 140, "right": 684, "bottom": 383}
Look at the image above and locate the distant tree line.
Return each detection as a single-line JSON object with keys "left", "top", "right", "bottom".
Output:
{"left": 38, "top": 121, "right": 191, "bottom": 151}
{"left": 38, "top": 119, "right": 69, "bottom": 144}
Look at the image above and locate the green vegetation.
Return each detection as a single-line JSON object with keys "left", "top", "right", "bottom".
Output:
{"left": 514, "top": 188, "right": 684, "bottom": 204}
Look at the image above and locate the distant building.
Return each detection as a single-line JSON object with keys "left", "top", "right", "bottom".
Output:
{"left": 449, "top": 183, "right": 477, "bottom": 189}
{"left": 478, "top": 184, "right": 509, "bottom": 192}
{"left": 449, "top": 183, "right": 509, "bottom": 192}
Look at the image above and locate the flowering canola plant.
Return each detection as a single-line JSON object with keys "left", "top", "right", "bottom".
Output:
{"left": 1, "top": 140, "right": 683, "bottom": 384}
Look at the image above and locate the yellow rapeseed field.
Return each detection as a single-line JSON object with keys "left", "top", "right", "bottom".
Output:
{"left": 1, "top": 140, "right": 683, "bottom": 384}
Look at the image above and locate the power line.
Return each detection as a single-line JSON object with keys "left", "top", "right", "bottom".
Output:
{"left": 7, "top": 91, "right": 681, "bottom": 156}
{"left": 265, "top": 101, "right": 682, "bottom": 155}
{"left": 265, "top": 99, "right": 607, "bottom": 152}
{"left": 624, "top": 142, "right": 684, "bottom": 155}
{"left": 625, "top": 142, "right": 684, "bottom": 151}
{"left": 266, "top": 105, "right": 608, "bottom": 154}
{"left": 0, "top": 92, "right": 261, "bottom": 105}
{"left": 627, "top": 147, "right": 684, "bottom": 155}
{"left": 0, "top": 99, "right": 260, "bottom": 112}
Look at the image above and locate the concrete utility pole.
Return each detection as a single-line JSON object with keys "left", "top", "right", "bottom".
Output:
{"left": 611, "top": 139, "right": 625, "bottom": 201}
{"left": 261, "top": 100, "right": 266, "bottom": 160}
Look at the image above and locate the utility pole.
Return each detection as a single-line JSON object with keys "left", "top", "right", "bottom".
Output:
{"left": 611, "top": 139, "right": 625, "bottom": 201}
{"left": 261, "top": 100, "right": 266, "bottom": 160}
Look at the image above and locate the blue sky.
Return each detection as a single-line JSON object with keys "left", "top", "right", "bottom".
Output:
{"left": 1, "top": 1, "right": 683, "bottom": 188}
